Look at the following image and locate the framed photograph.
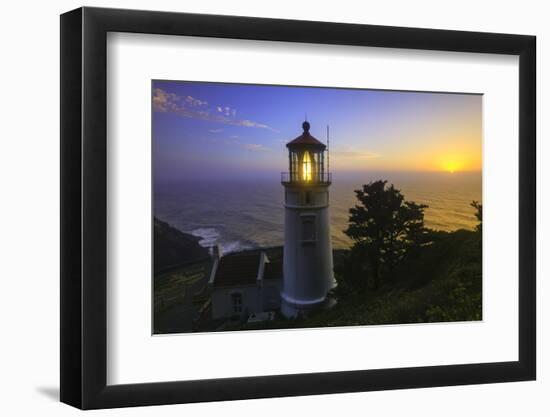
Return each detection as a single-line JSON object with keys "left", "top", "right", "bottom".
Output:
{"left": 60, "top": 7, "right": 536, "bottom": 409}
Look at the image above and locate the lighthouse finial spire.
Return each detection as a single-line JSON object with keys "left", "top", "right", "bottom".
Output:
{"left": 327, "top": 124, "right": 330, "bottom": 173}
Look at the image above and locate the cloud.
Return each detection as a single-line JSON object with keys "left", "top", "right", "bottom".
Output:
{"left": 209, "top": 128, "right": 224, "bottom": 133}
{"left": 238, "top": 119, "right": 273, "bottom": 129}
{"left": 152, "top": 88, "right": 180, "bottom": 113}
{"left": 332, "top": 150, "right": 381, "bottom": 160}
{"left": 185, "top": 95, "right": 208, "bottom": 107}
{"left": 206, "top": 135, "right": 272, "bottom": 153}
{"left": 153, "top": 88, "right": 276, "bottom": 131}
{"left": 241, "top": 143, "right": 271, "bottom": 152}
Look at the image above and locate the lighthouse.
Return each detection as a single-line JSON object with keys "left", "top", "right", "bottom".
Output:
{"left": 280, "top": 121, "right": 335, "bottom": 318}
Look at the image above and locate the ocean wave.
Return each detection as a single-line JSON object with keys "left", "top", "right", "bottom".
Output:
{"left": 189, "top": 227, "right": 253, "bottom": 254}
{"left": 189, "top": 227, "right": 221, "bottom": 247}
{"left": 222, "top": 241, "right": 254, "bottom": 254}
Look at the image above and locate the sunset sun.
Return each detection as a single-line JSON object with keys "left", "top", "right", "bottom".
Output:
{"left": 440, "top": 158, "right": 463, "bottom": 174}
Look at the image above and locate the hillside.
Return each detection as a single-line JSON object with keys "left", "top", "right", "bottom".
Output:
{"left": 153, "top": 217, "right": 210, "bottom": 275}
{"left": 221, "top": 228, "right": 482, "bottom": 331}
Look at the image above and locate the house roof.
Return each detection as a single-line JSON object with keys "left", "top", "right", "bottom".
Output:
{"left": 212, "top": 249, "right": 283, "bottom": 288}
{"left": 264, "top": 257, "right": 283, "bottom": 280}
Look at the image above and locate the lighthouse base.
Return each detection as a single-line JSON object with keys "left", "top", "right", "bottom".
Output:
{"left": 280, "top": 293, "right": 332, "bottom": 318}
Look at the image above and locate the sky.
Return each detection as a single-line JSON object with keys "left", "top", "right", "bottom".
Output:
{"left": 152, "top": 80, "right": 482, "bottom": 182}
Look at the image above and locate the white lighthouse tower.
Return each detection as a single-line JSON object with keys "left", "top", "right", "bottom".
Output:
{"left": 281, "top": 121, "right": 334, "bottom": 318}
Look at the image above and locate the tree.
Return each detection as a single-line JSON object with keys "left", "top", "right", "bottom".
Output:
{"left": 471, "top": 201, "right": 482, "bottom": 233}
{"left": 344, "top": 180, "right": 429, "bottom": 290}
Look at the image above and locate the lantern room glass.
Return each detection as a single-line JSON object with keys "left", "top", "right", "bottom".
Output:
{"left": 288, "top": 148, "right": 325, "bottom": 183}
{"left": 302, "top": 151, "right": 312, "bottom": 181}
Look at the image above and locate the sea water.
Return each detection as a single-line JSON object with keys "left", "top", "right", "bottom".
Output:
{"left": 154, "top": 171, "right": 482, "bottom": 253}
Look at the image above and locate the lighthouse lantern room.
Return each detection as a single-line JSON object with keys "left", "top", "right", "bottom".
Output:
{"left": 280, "top": 121, "right": 335, "bottom": 317}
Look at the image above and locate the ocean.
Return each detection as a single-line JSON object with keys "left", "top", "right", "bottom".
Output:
{"left": 154, "top": 172, "right": 482, "bottom": 253}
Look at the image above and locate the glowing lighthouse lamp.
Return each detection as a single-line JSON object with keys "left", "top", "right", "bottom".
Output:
{"left": 280, "top": 121, "right": 335, "bottom": 318}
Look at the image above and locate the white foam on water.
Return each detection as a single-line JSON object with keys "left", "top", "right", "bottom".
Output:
{"left": 189, "top": 227, "right": 220, "bottom": 247}
{"left": 189, "top": 227, "right": 252, "bottom": 254}
{"left": 222, "top": 240, "right": 253, "bottom": 254}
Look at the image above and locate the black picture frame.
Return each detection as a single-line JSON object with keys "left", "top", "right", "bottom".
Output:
{"left": 60, "top": 6, "right": 536, "bottom": 410}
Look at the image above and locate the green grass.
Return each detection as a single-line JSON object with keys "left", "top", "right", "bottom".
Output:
{"left": 154, "top": 261, "right": 210, "bottom": 314}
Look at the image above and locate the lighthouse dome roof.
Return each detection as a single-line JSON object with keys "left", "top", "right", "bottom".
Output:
{"left": 286, "top": 121, "right": 326, "bottom": 150}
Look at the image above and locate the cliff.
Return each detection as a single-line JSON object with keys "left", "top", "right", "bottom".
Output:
{"left": 153, "top": 217, "right": 210, "bottom": 275}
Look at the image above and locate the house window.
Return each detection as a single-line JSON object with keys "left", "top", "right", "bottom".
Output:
{"left": 232, "top": 293, "right": 243, "bottom": 313}
{"left": 302, "top": 216, "right": 316, "bottom": 242}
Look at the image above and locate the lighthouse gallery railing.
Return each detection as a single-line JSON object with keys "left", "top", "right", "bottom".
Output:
{"left": 281, "top": 172, "right": 332, "bottom": 185}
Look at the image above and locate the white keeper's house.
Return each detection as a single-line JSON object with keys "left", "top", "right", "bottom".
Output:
{"left": 209, "top": 121, "right": 335, "bottom": 320}
{"left": 208, "top": 246, "right": 282, "bottom": 320}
